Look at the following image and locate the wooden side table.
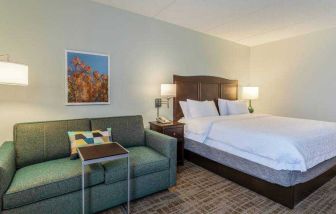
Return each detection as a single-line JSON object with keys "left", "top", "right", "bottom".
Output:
{"left": 78, "top": 143, "right": 130, "bottom": 214}
{"left": 149, "top": 121, "right": 184, "bottom": 165}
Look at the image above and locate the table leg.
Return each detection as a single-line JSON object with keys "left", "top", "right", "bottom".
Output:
{"left": 127, "top": 155, "right": 130, "bottom": 213}
{"left": 82, "top": 162, "right": 85, "bottom": 214}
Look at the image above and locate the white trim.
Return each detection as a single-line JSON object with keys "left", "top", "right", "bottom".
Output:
{"left": 65, "top": 49, "right": 111, "bottom": 105}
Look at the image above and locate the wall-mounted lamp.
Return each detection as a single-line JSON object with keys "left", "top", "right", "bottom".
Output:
{"left": 242, "top": 86, "right": 259, "bottom": 113}
{"left": 155, "top": 84, "right": 176, "bottom": 117}
{"left": 0, "top": 54, "right": 28, "bottom": 86}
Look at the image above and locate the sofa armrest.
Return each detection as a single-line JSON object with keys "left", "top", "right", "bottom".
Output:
{"left": 145, "top": 129, "right": 177, "bottom": 186}
{"left": 0, "top": 141, "right": 16, "bottom": 211}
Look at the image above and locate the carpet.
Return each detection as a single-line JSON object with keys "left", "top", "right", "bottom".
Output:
{"left": 102, "top": 161, "right": 336, "bottom": 214}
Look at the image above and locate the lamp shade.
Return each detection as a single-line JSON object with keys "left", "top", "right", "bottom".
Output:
{"left": 242, "top": 86, "right": 259, "bottom": 100}
{"left": 160, "top": 84, "right": 176, "bottom": 97}
{"left": 0, "top": 61, "right": 28, "bottom": 86}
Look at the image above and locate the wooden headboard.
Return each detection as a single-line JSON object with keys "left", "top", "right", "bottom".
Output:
{"left": 173, "top": 75, "right": 238, "bottom": 121}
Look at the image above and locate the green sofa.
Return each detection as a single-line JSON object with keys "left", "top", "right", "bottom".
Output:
{"left": 0, "top": 115, "right": 177, "bottom": 214}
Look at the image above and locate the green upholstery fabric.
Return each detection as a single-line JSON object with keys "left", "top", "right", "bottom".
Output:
{"left": 1, "top": 115, "right": 176, "bottom": 213}
{"left": 0, "top": 142, "right": 16, "bottom": 212}
{"left": 2, "top": 170, "right": 170, "bottom": 214}
{"left": 3, "top": 158, "right": 104, "bottom": 210}
{"left": 103, "top": 146, "right": 169, "bottom": 184}
{"left": 92, "top": 170, "right": 170, "bottom": 213}
{"left": 90, "top": 115, "right": 145, "bottom": 148}
{"left": 14, "top": 119, "right": 91, "bottom": 169}
{"left": 145, "top": 129, "right": 177, "bottom": 186}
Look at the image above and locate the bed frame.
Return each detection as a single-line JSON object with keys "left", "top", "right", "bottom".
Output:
{"left": 173, "top": 75, "right": 336, "bottom": 208}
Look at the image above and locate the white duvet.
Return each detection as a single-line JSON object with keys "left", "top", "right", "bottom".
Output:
{"left": 183, "top": 114, "right": 336, "bottom": 171}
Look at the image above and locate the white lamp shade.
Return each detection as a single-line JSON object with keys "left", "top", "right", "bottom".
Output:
{"left": 0, "top": 61, "right": 28, "bottom": 86}
{"left": 242, "top": 86, "right": 259, "bottom": 100}
{"left": 161, "top": 84, "right": 176, "bottom": 97}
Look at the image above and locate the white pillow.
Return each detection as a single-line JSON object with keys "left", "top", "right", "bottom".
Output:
{"left": 227, "top": 100, "right": 249, "bottom": 115}
{"left": 186, "top": 99, "right": 219, "bottom": 118}
{"left": 179, "top": 101, "right": 192, "bottom": 119}
{"left": 218, "top": 99, "right": 229, "bottom": 115}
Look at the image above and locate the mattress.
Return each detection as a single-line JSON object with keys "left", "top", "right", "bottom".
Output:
{"left": 185, "top": 137, "right": 336, "bottom": 187}
{"left": 182, "top": 114, "right": 336, "bottom": 171}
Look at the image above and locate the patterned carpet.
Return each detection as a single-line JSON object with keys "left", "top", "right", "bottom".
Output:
{"left": 102, "top": 161, "right": 336, "bottom": 214}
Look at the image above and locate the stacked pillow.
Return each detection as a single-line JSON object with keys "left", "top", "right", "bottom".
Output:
{"left": 180, "top": 99, "right": 218, "bottom": 119}
{"left": 179, "top": 99, "right": 249, "bottom": 119}
{"left": 179, "top": 101, "right": 192, "bottom": 119}
{"left": 187, "top": 99, "right": 219, "bottom": 118}
{"left": 68, "top": 128, "right": 112, "bottom": 159}
{"left": 218, "top": 99, "right": 249, "bottom": 115}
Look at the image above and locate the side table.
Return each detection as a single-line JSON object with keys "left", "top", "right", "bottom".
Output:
{"left": 78, "top": 143, "right": 130, "bottom": 213}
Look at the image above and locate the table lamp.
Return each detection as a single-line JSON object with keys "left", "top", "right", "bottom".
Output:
{"left": 242, "top": 86, "right": 259, "bottom": 113}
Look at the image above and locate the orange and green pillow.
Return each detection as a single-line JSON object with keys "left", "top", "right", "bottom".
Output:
{"left": 68, "top": 128, "right": 112, "bottom": 159}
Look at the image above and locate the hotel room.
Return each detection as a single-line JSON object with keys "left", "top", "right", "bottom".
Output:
{"left": 1, "top": 0, "right": 336, "bottom": 213}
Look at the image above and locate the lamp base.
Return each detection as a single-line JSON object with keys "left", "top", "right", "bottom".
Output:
{"left": 248, "top": 106, "right": 254, "bottom": 113}
{"left": 248, "top": 100, "right": 254, "bottom": 113}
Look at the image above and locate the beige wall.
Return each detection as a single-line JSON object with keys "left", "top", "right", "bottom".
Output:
{"left": 0, "top": 0, "right": 250, "bottom": 143}
{"left": 250, "top": 28, "right": 336, "bottom": 121}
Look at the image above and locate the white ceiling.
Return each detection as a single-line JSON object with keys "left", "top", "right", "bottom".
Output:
{"left": 92, "top": 0, "right": 336, "bottom": 46}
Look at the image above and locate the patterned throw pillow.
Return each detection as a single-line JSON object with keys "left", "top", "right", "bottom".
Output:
{"left": 68, "top": 128, "right": 112, "bottom": 159}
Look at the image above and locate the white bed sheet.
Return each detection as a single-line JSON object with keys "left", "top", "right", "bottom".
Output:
{"left": 183, "top": 114, "right": 336, "bottom": 172}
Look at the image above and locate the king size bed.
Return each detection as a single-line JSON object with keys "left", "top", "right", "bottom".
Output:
{"left": 173, "top": 75, "right": 336, "bottom": 208}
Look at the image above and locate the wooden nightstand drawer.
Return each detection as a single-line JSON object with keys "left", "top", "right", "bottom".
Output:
{"left": 163, "top": 127, "right": 183, "bottom": 138}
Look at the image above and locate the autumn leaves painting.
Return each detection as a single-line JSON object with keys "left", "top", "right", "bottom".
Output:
{"left": 66, "top": 50, "right": 109, "bottom": 104}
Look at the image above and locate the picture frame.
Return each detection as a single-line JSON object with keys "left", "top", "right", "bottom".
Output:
{"left": 65, "top": 50, "right": 110, "bottom": 105}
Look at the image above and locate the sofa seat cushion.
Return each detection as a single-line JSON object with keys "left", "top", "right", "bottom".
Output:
{"left": 3, "top": 157, "right": 104, "bottom": 210}
{"left": 103, "top": 146, "right": 169, "bottom": 184}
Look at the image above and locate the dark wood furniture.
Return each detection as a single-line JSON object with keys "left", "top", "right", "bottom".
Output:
{"left": 149, "top": 121, "right": 184, "bottom": 165}
{"left": 78, "top": 143, "right": 128, "bottom": 161}
{"left": 173, "top": 75, "right": 238, "bottom": 121}
{"left": 173, "top": 74, "right": 336, "bottom": 209}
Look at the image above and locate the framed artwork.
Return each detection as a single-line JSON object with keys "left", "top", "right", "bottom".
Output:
{"left": 65, "top": 50, "right": 110, "bottom": 105}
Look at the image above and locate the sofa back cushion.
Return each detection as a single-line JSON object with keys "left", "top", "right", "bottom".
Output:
{"left": 14, "top": 119, "right": 90, "bottom": 169}
{"left": 90, "top": 115, "right": 145, "bottom": 148}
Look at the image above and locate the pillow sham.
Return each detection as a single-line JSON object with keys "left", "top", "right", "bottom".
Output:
{"left": 187, "top": 99, "right": 219, "bottom": 118}
{"left": 226, "top": 100, "right": 249, "bottom": 115}
{"left": 179, "top": 101, "right": 192, "bottom": 119}
{"left": 68, "top": 128, "right": 112, "bottom": 159}
{"left": 218, "top": 99, "right": 229, "bottom": 115}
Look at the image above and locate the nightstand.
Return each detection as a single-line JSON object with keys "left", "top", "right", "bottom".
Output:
{"left": 149, "top": 121, "right": 184, "bottom": 165}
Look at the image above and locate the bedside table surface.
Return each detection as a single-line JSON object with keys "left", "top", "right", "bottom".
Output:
{"left": 149, "top": 121, "right": 184, "bottom": 127}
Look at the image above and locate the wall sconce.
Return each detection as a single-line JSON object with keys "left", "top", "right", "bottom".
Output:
{"left": 0, "top": 54, "right": 28, "bottom": 86}
{"left": 155, "top": 84, "right": 176, "bottom": 117}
